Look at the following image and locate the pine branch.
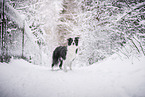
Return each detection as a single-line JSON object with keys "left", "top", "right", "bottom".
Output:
{"left": 127, "top": 37, "right": 140, "bottom": 53}
{"left": 116, "top": 2, "right": 145, "bottom": 22}
{"left": 133, "top": 36, "right": 145, "bottom": 56}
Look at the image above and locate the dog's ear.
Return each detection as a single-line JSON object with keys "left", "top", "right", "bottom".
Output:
{"left": 75, "top": 37, "right": 79, "bottom": 46}
{"left": 67, "top": 38, "right": 73, "bottom": 46}
{"left": 75, "top": 37, "right": 79, "bottom": 40}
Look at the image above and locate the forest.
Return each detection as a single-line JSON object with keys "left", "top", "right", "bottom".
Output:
{"left": 0, "top": 0, "right": 145, "bottom": 66}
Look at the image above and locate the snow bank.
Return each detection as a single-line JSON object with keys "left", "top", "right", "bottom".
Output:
{"left": 0, "top": 54, "right": 145, "bottom": 97}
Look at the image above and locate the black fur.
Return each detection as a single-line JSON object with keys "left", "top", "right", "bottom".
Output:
{"left": 51, "top": 46, "right": 67, "bottom": 69}
{"left": 74, "top": 37, "right": 79, "bottom": 46}
{"left": 67, "top": 38, "right": 73, "bottom": 46}
{"left": 76, "top": 48, "right": 78, "bottom": 54}
{"left": 67, "top": 37, "right": 79, "bottom": 46}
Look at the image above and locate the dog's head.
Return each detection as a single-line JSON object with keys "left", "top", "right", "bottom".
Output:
{"left": 67, "top": 37, "right": 79, "bottom": 46}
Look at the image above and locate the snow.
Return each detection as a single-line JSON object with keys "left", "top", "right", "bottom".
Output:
{"left": 1, "top": 0, "right": 145, "bottom": 96}
{"left": 0, "top": 0, "right": 37, "bottom": 44}
{"left": 0, "top": 54, "right": 145, "bottom": 97}
{"left": 139, "top": 20, "right": 145, "bottom": 25}
{"left": 3, "top": 2, "right": 24, "bottom": 28}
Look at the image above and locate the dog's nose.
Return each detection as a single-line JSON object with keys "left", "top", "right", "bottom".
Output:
{"left": 73, "top": 43, "right": 74, "bottom": 45}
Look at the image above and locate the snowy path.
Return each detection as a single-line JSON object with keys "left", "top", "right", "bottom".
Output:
{"left": 0, "top": 55, "right": 145, "bottom": 97}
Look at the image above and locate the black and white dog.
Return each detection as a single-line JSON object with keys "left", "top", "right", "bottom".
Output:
{"left": 52, "top": 37, "right": 79, "bottom": 72}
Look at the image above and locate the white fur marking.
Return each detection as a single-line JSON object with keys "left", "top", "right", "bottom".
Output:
{"left": 63, "top": 45, "right": 77, "bottom": 72}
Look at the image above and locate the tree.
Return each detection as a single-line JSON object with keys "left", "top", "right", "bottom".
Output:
{"left": 74, "top": 0, "right": 121, "bottom": 65}
{"left": 72, "top": 0, "right": 145, "bottom": 65}
{"left": 57, "top": 0, "right": 81, "bottom": 45}
{"left": 0, "top": 0, "right": 11, "bottom": 62}
{"left": 112, "top": 0, "right": 145, "bottom": 57}
{"left": 7, "top": 0, "right": 63, "bottom": 65}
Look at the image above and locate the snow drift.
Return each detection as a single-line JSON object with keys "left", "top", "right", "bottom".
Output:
{"left": 0, "top": 54, "right": 145, "bottom": 97}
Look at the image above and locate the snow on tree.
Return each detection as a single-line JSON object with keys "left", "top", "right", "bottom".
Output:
{"left": 70, "top": 0, "right": 145, "bottom": 65}
{"left": 112, "top": 0, "right": 145, "bottom": 57}
{"left": 8, "top": 0, "right": 64, "bottom": 65}
{"left": 56, "top": 0, "right": 81, "bottom": 45}
{"left": 0, "top": 0, "right": 45, "bottom": 64}
{"left": 1, "top": 0, "right": 144, "bottom": 66}
{"left": 72, "top": 0, "right": 120, "bottom": 65}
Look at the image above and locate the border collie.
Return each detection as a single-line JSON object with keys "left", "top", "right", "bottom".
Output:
{"left": 52, "top": 37, "right": 79, "bottom": 72}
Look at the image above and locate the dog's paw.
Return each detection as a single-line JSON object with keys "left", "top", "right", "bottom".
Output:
{"left": 70, "top": 67, "right": 72, "bottom": 70}
{"left": 63, "top": 69, "right": 67, "bottom": 72}
{"left": 51, "top": 68, "right": 54, "bottom": 71}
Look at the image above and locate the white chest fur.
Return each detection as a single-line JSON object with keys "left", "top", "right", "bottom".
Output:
{"left": 63, "top": 45, "right": 77, "bottom": 71}
{"left": 66, "top": 45, "right": 77, "bottom": 61}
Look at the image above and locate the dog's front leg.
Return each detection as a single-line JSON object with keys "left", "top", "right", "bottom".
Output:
{"left": 63, "top": 60, "right": 67, "bottom": 72}
{"left": 64, "top": 65, "right": 67, "bottom": 72}
{"left": 69, "top": 62, "right": 72, "bottom": 70}
{"left": 69, "top": 58, "right": 75, "bottom": 70}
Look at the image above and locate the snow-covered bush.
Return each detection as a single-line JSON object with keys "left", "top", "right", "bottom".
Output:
{"left": 71, "top": 0, "right": 145, "bottom": 65}
{"left": 113, "top": 0, "right": 145, "bottom": 57}
{"left": 7, "top": 0, "right": 64, "bottom": 65}
{"left": 72, "top": 0, "right": 122, "bottom": 65}
{"left": 0, "top": 1, "right": 44, "bottom": 64}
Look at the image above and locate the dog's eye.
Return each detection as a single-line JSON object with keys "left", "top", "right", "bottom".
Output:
{"left": 67, "top": 38, "right": 73, "bottom": 46}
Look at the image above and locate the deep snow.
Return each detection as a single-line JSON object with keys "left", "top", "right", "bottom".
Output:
{"left": 0, "top": 54, "right": 145, "bottom": 97}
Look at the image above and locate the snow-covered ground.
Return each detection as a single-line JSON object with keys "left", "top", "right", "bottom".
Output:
{"left": 0, "top": 54, "right": 145, "bottom": 97}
